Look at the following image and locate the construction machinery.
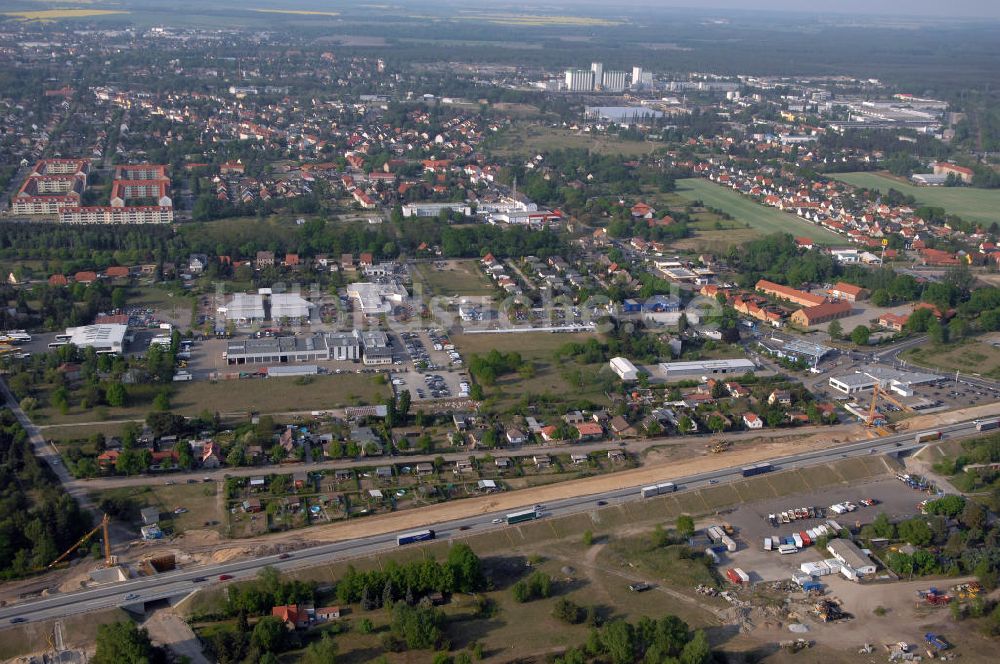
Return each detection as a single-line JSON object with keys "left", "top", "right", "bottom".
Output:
{"left": 47, "top": 513, "right": 114, "bottom": 569}
{"left": 953, "top": 582, "right": 981, "bottom": 599}
{"left": 865, "top": 383, "right": 912, "bottom": 428}
{"left": 709, "top": 439, "right": 731, "bottom": 454}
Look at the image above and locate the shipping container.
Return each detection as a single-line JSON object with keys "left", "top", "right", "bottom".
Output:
{"left": 800, "top": 531, "right": 812, "bottom": 546}
{"left": 704, "top": 548, "right": 720, "bottom": 564}
{"left": 763, "top": 537, "right": 773, "bottom": 551}
{"left": 725, "top": 568, "right": 742, "bottom": 584}
{"left": 778, "top": 544, "right": 798, "bottom": 555}
{"left": 656, "top": 482, "right": 676, "bottom": 494}
{"left": 640, "top": 485, "right": 659, "bottom": 499}
{"left": 914, "top": 430, "right": 942, "bottom": 444}
{"left": 792, "top": 533, "right": 804, "bottom": 548}
{"left": 721, "top": 535, "right": 737, "bottom": 552}
{"left": 734, "top": 568, "right": 750, "bottom": 584}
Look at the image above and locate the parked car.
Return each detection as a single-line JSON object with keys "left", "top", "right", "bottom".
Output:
{"left": 218, "top": 574, "right": 233, "bottom": 581}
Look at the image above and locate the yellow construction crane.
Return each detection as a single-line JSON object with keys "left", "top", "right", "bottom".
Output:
{"left": 47, "top": 514, "right": 113, "bottom": 569}
{"left": 866, "top": 384, "right": 912, "bottom": 428}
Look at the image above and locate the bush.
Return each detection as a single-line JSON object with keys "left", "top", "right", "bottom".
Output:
{"left": 553, "top": 597, "right": 585, "bottom": 624}
{"left": 512, "top": 571, "right": 552, "bottom": 603}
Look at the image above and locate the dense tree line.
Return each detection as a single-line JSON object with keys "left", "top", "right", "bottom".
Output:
{"left": 335, "top": 543, "right": 485, "bottom": 605}
{"left": 554, "top": 614, "right": 711, "bottom": 664}
{"left": 0, "top": 409, "right": 91, "bottom": 578}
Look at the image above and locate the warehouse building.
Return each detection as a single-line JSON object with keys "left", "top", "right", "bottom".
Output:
{"left": 270, "top": 293, "right": 314, "bottom": 321}
{"left": 220, "top": 293, "right": 265, "bottom": 323}
{"left": 610, "top": 356, "right": 639, "bottom": 381}
{"left": 659, "top": 358, "right": 756, "bottom": 381}
{"left": 63, "top": 324, "right": 128, "bottom": 354}
{"left": 225, "top": 334, "right": 330, "bottom": 365}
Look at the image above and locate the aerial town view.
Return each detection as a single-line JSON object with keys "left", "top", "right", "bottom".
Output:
{"left": 1, "top": 0, "right": 1000, "bottom": 662}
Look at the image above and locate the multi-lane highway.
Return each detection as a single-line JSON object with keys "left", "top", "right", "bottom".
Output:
{"left": 0, "top": 416, "right": 984, "bottom": 626}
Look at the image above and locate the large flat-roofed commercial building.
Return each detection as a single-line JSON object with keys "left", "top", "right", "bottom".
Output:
{"left": 226, "top": 334, "right": 330, "bottom": 365}
{"left": 358, "top": 330, "right": 392, "bottom": 365}
{"left": 346, "top": 282, "right": 408, "bottom": 315}
{"left": 757, "top": 337, "right": 833, "bottom": 365}
{"left": 828, "top": 366, "right": 939, "bottom": 396}
{"left": 659, "top": 358, "right": 756, "bottom": 381}
{"left": 328, "top": 332, "right": 361, "bottom": 361}
{"left": 220, "top": 293, "right": 265, "bottom": 322}
{"left": 65, "top": 324, "right": 127, "bottom": 354}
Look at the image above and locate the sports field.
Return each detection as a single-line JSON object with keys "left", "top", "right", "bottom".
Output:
{"left": 675, "top": 178, "right": 842, "bottom": 245}
{"left": 834, "top": 172, "right": 1000, "bottom": 225}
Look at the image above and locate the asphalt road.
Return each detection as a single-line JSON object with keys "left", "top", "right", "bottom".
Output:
{"left": 0, "top": 416, "right": 982, "bottom": 626}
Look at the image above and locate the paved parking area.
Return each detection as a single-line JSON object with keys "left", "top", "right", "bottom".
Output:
{"left": 710, "top": 477, "right": 927, "bottom": 582}
{"left": 392, "top": 369, "right": 468, "bottom": 401}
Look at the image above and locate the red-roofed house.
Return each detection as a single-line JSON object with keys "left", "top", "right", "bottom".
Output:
{"left": 828, "top": 282, "right": 867, "bottom": 302}
{"left": 574, "top": 422, "right": 604, "bottom": 441}
{"left": 272, "top": 605, "right": 309, "bottom": 630}
{"left": 48, "top": 274, "right": 68, "bottom": 286}
{"left": 878, "top": 313, "right": 909, "bottom": 332}
{"left": 933, "top": 162, "right": 974, "bottom": 183}
{"left": 74, "top": 271, "right": 98, "bottom": 284}
{"left": 794, "top": 237, "right": 815, "bottom": 250}
{"left": 104, "top": 266, "right": 130, "bottom": 279}
{"left": 743, "top": 412, "right": 763, "bottom": 429}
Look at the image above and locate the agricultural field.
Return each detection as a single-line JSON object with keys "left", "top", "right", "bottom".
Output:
{"left": 674, "top": 179, "right": 842, "bottom": 245}
{"left": 834, "top": 171, "right": 1000, "bottom": 225}
{"left": 413, "top": 260, "right": 496, "bottom": 298}
{"left": 493, "top": 125, "right": 660, "bottom": 157}
{"left": 901, "top": 339, "right": 1000, "bottom": 379}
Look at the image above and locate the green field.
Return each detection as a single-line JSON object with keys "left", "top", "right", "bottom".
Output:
{"left": 413, "top": 260, "right": 496, "bottom": 297}
{"left": 834, "top": 172, "right": 1000, "bottom": 225}
{"left": 901, "top": 339, "right": 1000, "bottom": 380}
{"left": 494, "top": 125, "right": 660, "bottom": 157}
{"left": 675, "top": 179, "right": 843, "bottom": 245}
{"left": 35, "top": 373, "right": 387, "bottom": 426}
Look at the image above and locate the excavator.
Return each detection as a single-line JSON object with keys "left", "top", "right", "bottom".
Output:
{"left": 46, "top": 513, "right": 115, "bottom": 570}
{"left": 865, "top": 383, "right": 913, "bottom": 434}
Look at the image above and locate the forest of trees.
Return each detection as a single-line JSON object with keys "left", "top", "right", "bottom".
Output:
{"left": 0, "top": 409, "right": 90, "bottom": 578}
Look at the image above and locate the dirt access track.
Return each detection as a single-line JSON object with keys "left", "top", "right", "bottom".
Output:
{"left": 178, "top": 401, "right": 1000, "bottom": 562}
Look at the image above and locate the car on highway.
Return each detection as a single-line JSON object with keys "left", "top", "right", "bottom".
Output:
{"left": 596, "top": 500, "right": 607, "bottom": 506}
{"left": 491, "top": 518, "right": 504, "bottom": 524}
{"left": 124, "top": 593, "right": 140, "bottom": 601}
{"left": 458, "top": 525, "right": 471, "bottom": 531}
{"left": 218, "top": 574, "right": 233, "bottom": 581}
{"left": 277, "top": 553, "right": 291, "bottom": 560}
{"left": 192, "top": 577, "right": 207, "bottom": 583}
{"left": 9, "top": 617, "right": 26, "bottom": 623}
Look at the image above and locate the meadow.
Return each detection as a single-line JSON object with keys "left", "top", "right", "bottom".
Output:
{"left": 674, "top": 179, "right": 842, "bottom": 245}
{"left": 834, "top": 172, "right": 1000, "bottom": 225}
